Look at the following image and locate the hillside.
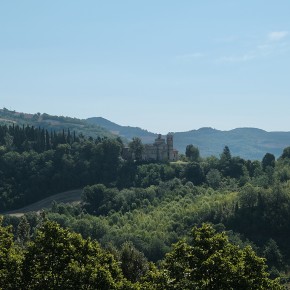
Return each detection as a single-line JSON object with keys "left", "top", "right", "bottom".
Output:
{"left": 86, "top": 117, "right": 290, "bottom": 160}
{"left": 2, "top": 109, "right": 290, "bottom": 160}
{"left": 174, "top": 127, "right": 290, "bottom": 160}
{"left": 4, "top": 189, "right": 82, "bottom": 217}
{"left": 1, "top": 111, "right": 290, "bottom": 286}
{"left": 0, "top": 108, "right": 115, "bottom": 140}
{"left": 86, "top": 117, "right": 157, "bottom": 143}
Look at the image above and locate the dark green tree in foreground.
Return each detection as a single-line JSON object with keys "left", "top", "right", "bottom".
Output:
{"left": 162, "top": 224, "right": 282, "bottom": 290}
{"left": 120, "top": 241, "right": 149, "bottom": 283}
{"left": 0, "top": 217, "right": 22, "bottom": 289}
{"left": 0, "top": 219, "right": 283, "bottom": 289}
{"left": 21, "top": 221, "right": 132, "bottom": 290}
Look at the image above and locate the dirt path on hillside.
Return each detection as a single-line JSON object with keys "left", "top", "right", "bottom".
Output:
{"left": 3, "top": 189, "right": 83, "bottom": 217}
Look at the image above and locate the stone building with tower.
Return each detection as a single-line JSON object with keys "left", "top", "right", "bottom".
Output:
{"left": 122, "top": 133, "right": 179, "bottom": 162}
{"left": 142, "top": 134, "right": 178, "bottom": 162}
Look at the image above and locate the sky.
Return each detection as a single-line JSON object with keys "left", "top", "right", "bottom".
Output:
{"left": 1, "top": 1, "right": 290, "bottom": 134}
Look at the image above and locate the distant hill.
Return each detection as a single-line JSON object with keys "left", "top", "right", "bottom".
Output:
{"left": 86, "top": 117, "right": 157, "bottom": 143}
{"left": 0, "top": 108, "right": 115, "bottom": 140}
{"left": 86, "top": 117, "right": 290, "bottom": 160}
{"left": 174, "top": 127, "right": 290, "bottom": 160}
{"left": 2, "top": 109, "right": 290, "bottom": 160}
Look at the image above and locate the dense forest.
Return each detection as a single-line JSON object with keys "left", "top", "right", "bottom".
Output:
{"left": 0, "top": 218, "right": 282, "bottom": 289}
{"left": 3, "top": 108, "right": 290, "bottom": 160}
{"left": 0, "top": 123, "right": 122, "bottom": 210}
{"left": 0, "top": 108, "right": 114, "bottom": 140}
{"left": 2, "top": 122, "right": 290, "bottom": 288}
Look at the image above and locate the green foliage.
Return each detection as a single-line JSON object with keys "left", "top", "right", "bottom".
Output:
{"left": 62, "top": 182, "right": 239, "bottom": 262}
{"left": 21, "top": 221, "right": 129, "bottom": 289}
{"left": 119, "top": 241, "right": 149, "bottom": 283}
{"left": 238, "top": 183, "right": 258, "bottom": 209}
{"left": 182, "top": 162, "right": 204, "bottom": 185}
{"left": 0, "top": 217, "right": 22, "bottom": 289}
{"left": 280, "top": 146, "right": 290, "bottom": 160}
{"left": 262, "top": 153, "right": 276, "bottom": 170}
{"left": 5, "top": 122, "right": 290, "bottom": 286}
{"left": 162, "top": 224, "right": 282, "bottom": 289}
{"left": 0, "top": 132, "right": 123, "bottom": 211}
{"left": 0, "top": 109, "right": 114, "bottom": 141}
{"left": 82, "top": 184, "right": 107, "bottom": 214}
{"left": 185, "top": 144, "right": 200, "bottom": 162}
{"left": 206, "top": 169, "right": 222, "bottom": 189}
{"left": 263, "top": 239, "right": 284, "bottom": 271}
{"left": 0, "top": 218, "right": 282, "bottom": 289}
{"left": 16, "top": 216, "right": 31, "bottom": 246}
{"left": 129, "top": 137, "right": 144, "bottom": 161}
{"left": 135, "top": 164, "right": 162, "bottom": 187}
{"left": 218, "top": 146, "right": 246, "bottom": 179}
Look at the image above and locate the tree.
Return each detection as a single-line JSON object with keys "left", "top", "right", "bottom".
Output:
{"left": 182, "top": 162, "right": 204, "bottom": 185}
{"left": 280, "top": 146, "right": 290, "bottom": 159}
{"left": 99, "top": 139, "right": 123, "bottom": 183}
{"left": 206, "top": 169, "right": 222, "bottom": 189}
{"left": 129, "top": 137, "right": 144, "bottom": 162}
{"left": 262, "top": 153, "right": 275, "bottom": 170}
{"left": 162, "top": 224, "right": 282, "bottom": 289}
{"left": 4, "top": 133, "right": 14, "bottom": 150}
{"left": 21, "top": 221, "right": 130, "bottom": 289}
{"left": 219, "top": 146, "right": 232, "bottom": 176}
{"left": 82, "top": 184, "right": 107, "bottom": 214}
{"left": 120, "top": 241, "right": 149, "bottom": 283}
{"left": 0, "top": 217, "right": 22, "bottom": 289}
{"left": 263, "top": 239, "right": 284, "bottom": 271}
{"left": 230, "top": 156, "right": 245, "bottom": 179}
{"left": 185, "top": 145, "right": 200, "bottom": 162}
{"left": 16, "top": 216, "right": 31, "bottom": 246}
{"left": 239, "top": 183, "right": 258, "bottom": 209}
{"left": 221, "top": 145, "right": 231, "bottom": 160}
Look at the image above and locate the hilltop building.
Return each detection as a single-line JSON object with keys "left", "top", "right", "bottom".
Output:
{"left": 123, "top": 134, "right": 178, "bottom": 162}
{"left": 143, "top": 134, "right": 178, "bottom": 161}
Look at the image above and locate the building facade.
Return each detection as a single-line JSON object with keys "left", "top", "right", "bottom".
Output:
{"left": 142, "top": 134, "right": 178, "bottom": 162}
{"left": 122, "top": 134, "right": 179, "bottom": 162}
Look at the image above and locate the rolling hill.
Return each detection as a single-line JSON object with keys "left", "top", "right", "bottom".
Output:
{"left": 86, "top": 117, "right": 157, "bottom": 143}
{"left": 87, "top": 117, "right": 290, "bottom": 160}
{"left": 0, "top": 108, "right": 115, "bottom": 140}
{"left": 1, "top": 108, "right": 290, "bottom": 160}
{"left": 174, "top": 127, "right": 290, "bottom": 160}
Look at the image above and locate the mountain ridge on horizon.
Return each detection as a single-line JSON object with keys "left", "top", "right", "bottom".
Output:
{"left": 1, "top": 108, "right": 290, "bottom": 160}
{"left": 87, "top": 116, "right": 290, "bottom": 160}
{"left": 89, "top": 116, "right": 290, "bottom": 135}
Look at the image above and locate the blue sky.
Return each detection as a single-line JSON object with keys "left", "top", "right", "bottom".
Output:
{"left": 1, "top": 1, "right": 290, "bottom": 133}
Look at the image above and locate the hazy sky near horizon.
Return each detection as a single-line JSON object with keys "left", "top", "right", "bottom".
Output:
{"left": 1, "top": 1, "right": 290, "bottom": 133}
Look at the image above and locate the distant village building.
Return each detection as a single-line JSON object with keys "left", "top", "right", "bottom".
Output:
{"left": 123, "top": 134, "right": 179, "bottom": 162}
{"left": 143, "top": 134, "right": 178, "bottom": 161}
